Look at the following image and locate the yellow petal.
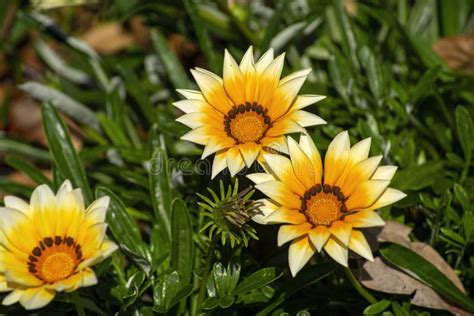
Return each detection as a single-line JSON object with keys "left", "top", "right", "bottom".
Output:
{"left": 202, "top": 137, "right": 235, "bottom": 159}
{"left": 279, "top": 68, "right": 312, "bottom": 85}
{"left": 19, "top": 287, "right": 55, "bottom": 310}
{"left": 246, "top": 173, "right": 275, "bottom": 184}
{"left": 223, "top": 49, "right": 246, "bottom": 105}
{"left": 255, "top": 181, "right": 302, "bottom": 209}
{"left": 338, "top": 156, "right": 382, "bottom": 197}
{"left": 176, "top": 89, "right": 204, "bottom": 100}
{"left": 190, "top": 68, "right": 232, "bottom": 113}
{"left": 180, "top": 126, "right": 211, "bottom": 145}
{"left": 211, "top": 150, "right": 228, "bottom": 179}
{"left": 239, "top": 47, "right": 258, "bottom": 103}
{"left": 345, "top": 180, "right": 390, "bottom": 211}
{"left": 261, "top": 136, "right": 289, "bottom": 154}
{"left": 173, "top": 99, "right": 206, "bottom": 114}
{"left": 290, "top": 94, "right": 326, "bottom": 111}
{"left": 288, "top": 236, "right": 315, "bottom": 276}
{"left": 265, "top": 119, "right": 305, "bottom": 137}
{"left": 323, "top": 236, "right": 348, "bottom": 267}
{"left": 308, "top": 225, "right": 330, "bottom": 252}
{"left": 3, "top": 196, "right": 30, "bottom": 215}
{"left": 365, "top": 188, "right": 406, "bottom": 211}
{"left": 239, "top": 142, "right": 261, "bottom": 167}
{"left": 278, "top": 222, "right": 312, "bottom": 246}
{"left": 255, "top": 48, "right": 274, "bottom": 73}
{"left": 252, "top": 199, "right": 279, "bottom": 224}
{"left": 263, "top": 153, "right": 306, "bottom": 196}
{"left": 299, "top": 134, "right": 323, "bottom": 184}
{"left": 348, "top": 138, "right": 371, "bottom": 164}
{"left": 257, "top": 53, "right": 285, "bottom": 107}
{"left": 286, "top": 110, "right": 326, "bottom": 128}
{"left": 269, "top": 74, "right": 307, "bottom": 120}
{"left": 348, "top": 230, "right": 373, "bottom": 261}
{"left": 287, "top": 137, "right": 315, "bottom": 189}
{"left": 328, "top": 221, "right": 352, "bottom": 246}
{"left": 343, "top": 210, "right": 385, "bottom": 228}
{"left": 324, "top": 131, "right": 350, "bottom": 185}
{"left": 2, "top": 289, "right": 23, "bottom": 306}
{"left": 372, "top": 166, "right": 398, "bottom": 181}
{"left": 226, "top": 146, "right": 245, "bottom": 176}
{"left": 264, "top": 207, "right": 307, "bottom": 225}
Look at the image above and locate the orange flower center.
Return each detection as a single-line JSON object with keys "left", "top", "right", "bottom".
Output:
{"left": 224, "top": 102, "right": 272, "bottom": 144}
{"left": 301, "top": 184, "right": 348, "bottom": 226}
{"left": 27, "top": 236, "right": 83, "bottom": 283}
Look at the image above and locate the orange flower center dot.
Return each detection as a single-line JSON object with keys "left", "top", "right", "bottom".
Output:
{"left": 224, "top": 102, "right": 272, "bottom": 144}
{"left": 301, "top": 184, "right": 348, "bottom": 226}
{"left": 27, "top": 236, "right": 83, "bottom": 283}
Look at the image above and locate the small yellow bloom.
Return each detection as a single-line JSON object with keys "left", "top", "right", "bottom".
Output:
{"left": 174, "top": 46, "right": 326, "bottom": 178}
{"left": 0, "top": 180, "right": 117, "bottom": 310}
{"left": 248, "top": 132, "right": 406, "bottom": 276}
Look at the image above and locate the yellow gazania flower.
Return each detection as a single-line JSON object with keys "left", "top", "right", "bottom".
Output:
{"left": 0, "top": 180, "right": 118, "bottom": 310}
{"left": 247, "top": 132, "right": 406, "bottom": 276}
{"left": 174, "top": 46, "right": 326, "bottom": 178}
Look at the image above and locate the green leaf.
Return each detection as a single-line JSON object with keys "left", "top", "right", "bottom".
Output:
{"left": 233, "top": 267, "right": 282, "bottom": 295}
{"left": 410, "top": 66, "right": 441, "bottom": 105}
{"left": 359, "top": 46, "right": 384, "bottom": 101}
{"left": 183, "top": 0, "right": 218, "bottom": 72}
{"left": 453, "top": 183, "right": 470, "bottom": 213}
{"left": 153, "top": 271, "right": 192, "bottom": 312}
{"left": 331, "top": 0, "right": 359, "bottom": 70}
{"left": 170, "top": 198, "right": 194, "bottom": 284}
{"left": 97, "top": 113, "right": 130, "bottom": 147}
{"left": 363, "top": 299, "right": 392, "bottom": 315}
{"left": 455, "top": 106, "right": 472, "bottom": 164}
{"left": 261, "top": 0, "right": 289, "bottom": 51}
{"left": 42, "top": 102, "right": 93, "bottom": 204}
{"left": 148, "top": 133, "right": 172, "bottom": 240}
{"left": 0, "top": 139, "right": 50, "bottom": 161}
{"left": 380, "top": 243, "right": 474, "bottom": 313}
{"left": 5, "top": 156, "right": 52, "bottom": 186}
{"left": 151, "top": 29, "right": 191, "bottom": 89}
{"left": 440, "top": 0, "right": 469, "bottom": 36}
{"left": 391, "top": 161, "right": 443, "bottom": 191}
{"left": 21, "top": 82, "right": 100, "bottom": 132}
{"left": 95, "top": 186, "right": 148, "bottom": 259}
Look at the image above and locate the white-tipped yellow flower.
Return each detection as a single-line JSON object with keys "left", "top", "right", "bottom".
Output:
{"left": 174, "top": 46, "right": 326, "bottom": 178}
{"left": 248, "top": 132, "right": 406, "bottom": 276}
{"left": 0, "top": 180, "right": 118, "bottom": 310}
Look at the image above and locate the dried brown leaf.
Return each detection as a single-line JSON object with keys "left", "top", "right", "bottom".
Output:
{"left": 433, "top": 35, "right": 474, "bottom": 72}
{"left": 359, "top": 221, "right": 469, "bottom": 315}
{"left": 81, "top": 23, "right": 134, "bottom": 55}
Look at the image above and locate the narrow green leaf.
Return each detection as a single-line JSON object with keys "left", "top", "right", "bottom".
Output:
{"left": 440, "top": 0, "right": 468, "bottom": 36}
{"left": 21, "top": 82, "right": 100, "bottom": 131}
{"left": 95, "top": 186, "right": 147, "bottom": 258}
{"left": 332, "top": 0, "right": 359, "bottom": 70}
{"left": 363, "top": 299, "right": 391, "bottom": 315}
{"left": 0, "top": 139, "right": 50, "bottom": 161}
{"left": 151, "top": 29, "right": 191, "bottom": 89}
{"left": 170, "top": 198, "right": 194, "bottom": 284}
{"left": 453, "top": 183, "right": 470, "bottom": 213}
{"left": 183, "top": 0, "right": 218, "bottom": 72}
{"left": 261, "top": 0, "right": 289, "bottom": 51}
{"left": 410, "top": 66, "right": 441, "bottom": 105}
{"left": 42, "top": 102, "right": 92, "bottom": 204}
{"left": 455, "top": 106, "right": 472, "bottom": 164}
{"left": 5, "top": 156, "right": 52, "bottom": 186}
{"left": 233, "top": 267, "right": 282, "bottom": 295}
{"left": 380, "top": 243, "right": 474, "bottom": 313}
{"left": 97, "top": 113, "right": 130, "bottom": 147}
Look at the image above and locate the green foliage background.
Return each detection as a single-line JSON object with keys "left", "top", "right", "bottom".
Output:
{"left": 1, "top": 0, "right": 474, "bottom": 315}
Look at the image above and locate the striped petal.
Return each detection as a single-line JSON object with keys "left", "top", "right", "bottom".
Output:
{"left": 211, "top": 150, "right": 229, "bottom": 179}
{"left": 348, "top": 230, "right": 374, "bottom": 261}
{"left": 279, "top": 68, "right": 312, "bottom": 85}
{"left": 287, "top": 137, "right": 315, "bottom": 189}
{"left": 264, "top": 207, "right": 307, "bottom": 225}
{"left": 372, "top": 166, "right": 398, "bottom": 181}
{"left": 223, "top": 49, "right": 246, "bottom": 105}
{"left": 202, "top": 137, "right": 235, "bottom": 159}
{"left": 278, "top": 222, "right": 312, "bottom": 246}
{"left": 338, "top": 156, "right": 382, "bottom": 197}
{"left": 263, "top": 153, "right": 306, "bottom": 196}
{"left": 180, "top": 126, "right": 211, "bottom": 145}
{"left": 4, "top": 196, "right": 30, "bottom": 214}
{"left": 345, "top": 180, "right": 390, "bottom": 211}
{"left": 286, "top": 110, "right": 326, "bottom": 127}
{"left": 176, "top": 89, "right": 204, "bottom": 100}
{"left": 324, "top": 236, "right": 348, "bottom": 267}
{"left": 328, "top": 221, "right": 352, "bottom": 246}
{"left": 288, "top": 236, "right": 315, "bottom": 276}
{"left": 255, "top": 181, "right": 302, "bottom": 209}
{"left": 308, "top": 225, "right": 330, "bottom": 252}
{"left": 324, "top": 131, "right": 350, "bottom": 186}
{"left": 239, "top": 142, "right": 261, "bottom": 167}
{"left": 172, "top": 99, "right": 206, "bottom": 113}
{"left": 19, "top": 287, "right": 55, "bottom": 310}
{"left": 290, "top": 94, "right": 326, "bottom": 111}
{"left": 266, "top": 119, "right": 305, "bottom": 137}
{"left": 190, "top": 68, "right": 232, "bottom": 113}
{"left": 269, "top": 74, "right": 307, "bottom": 120}
{"left": 257, "top": 53, "right": 285, "bottom": 107}
{"left": 299, "top": 134, "right": 323, "bottom": 183}
{"left": 247, "top": 173, "right": 275, "bottom": 184}
{"left": 365, "top": 188, "right": 407, "bottom": 211}
{"left": 343, "top": 210, "right": 385, "bottom": 228}
{"left": 226, "top": 147, "right": 245, "bottom": 177}
{"left": 255, "top": 48, "right": 274, "bottom": 73}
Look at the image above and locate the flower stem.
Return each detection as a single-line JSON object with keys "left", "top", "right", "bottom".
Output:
{"left": 194, "top": 236, "right": 217, "bottom": 315}
{"left": 343, "top": 267, "right": 377, "bottom": 305}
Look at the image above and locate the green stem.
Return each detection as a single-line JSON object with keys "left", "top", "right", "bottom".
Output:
{"left": 455, "top": 243, "right": 467, "bottom": 269}
{"left": 460, "top": 160, "right": 470, "bottom": 184}
{"left": 343, "top": 267, "right": 377, "bottom": 305}
{"left": 195, "top": 236, "right": 217, "bottom": 315}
